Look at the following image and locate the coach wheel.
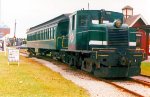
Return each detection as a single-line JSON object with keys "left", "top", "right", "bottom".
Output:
{"left": 91, "top": 64, "right": 96, "bottom": 74}
{"left": 65, "top": 54, "right": 69, "bottom": 64}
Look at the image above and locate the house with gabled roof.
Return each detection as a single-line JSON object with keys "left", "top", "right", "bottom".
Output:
{"left": 122, "top": 5, "right": 150, "bottom": 59}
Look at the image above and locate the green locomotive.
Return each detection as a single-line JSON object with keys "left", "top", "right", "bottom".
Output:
{"left": 27, "top": 10, "right": 144, "bottom": 77}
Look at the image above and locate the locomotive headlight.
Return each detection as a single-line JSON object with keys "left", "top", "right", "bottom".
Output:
{"left": 114, "top": 19, "right": 122, "bottom": 28}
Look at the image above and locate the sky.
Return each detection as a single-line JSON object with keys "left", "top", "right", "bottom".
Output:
{"left": 1, "top": 0, "right": 150, "bottom": 38}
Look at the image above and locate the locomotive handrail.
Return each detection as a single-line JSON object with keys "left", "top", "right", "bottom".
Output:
{"left": 92, "top": 48, "right": 116, "bottom": 51}
{"left": 77, "top": 30, "right": 105, "bottom": 34}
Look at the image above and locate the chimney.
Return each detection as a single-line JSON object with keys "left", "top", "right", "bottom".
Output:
{"left": 122, "top": 5, "right": 133, "bottom": 20}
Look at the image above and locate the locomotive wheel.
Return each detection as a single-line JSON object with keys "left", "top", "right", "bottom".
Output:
{"left": 69, "top": 57, "right": 74, "bottom": 66}
{"left": 65, "top": 54, "right": 69, "bottom": 64}
{"left": 76, "top": 58, "right": 82, "bottom": 69}
{"left": 28, "top": 53, "right": 33, "bottom": 57}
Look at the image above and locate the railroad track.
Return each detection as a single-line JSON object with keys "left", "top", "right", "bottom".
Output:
{"left": 131, "top": 75, "right": 150, "bottom": 87}
{"left": 140, "top": 74, "right": 150, "bottom": 78}
{"left": 101, "top": 78, "right": 150, "bottom": 97}
{"left": 20, "top": 53, "right": 150, "bottom": 97}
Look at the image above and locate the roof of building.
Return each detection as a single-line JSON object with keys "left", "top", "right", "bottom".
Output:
{"left": 122, "top": 5, "right": 133, "bottom": 10}
{"left": 124, "top": 14, "right": 148, "bottom": 27}
{"left": 0, "top": 23, "right": 9, "bottom": 28}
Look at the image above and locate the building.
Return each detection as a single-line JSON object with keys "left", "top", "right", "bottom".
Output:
{"left": 122, "top": 5, "right": 150, "bottom": 59}
{"left": 0, "top": 23, "right": 10, "bottom": 51}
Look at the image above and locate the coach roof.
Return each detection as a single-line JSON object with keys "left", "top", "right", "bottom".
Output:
{"left": 28, "top": 14, "right": 70, "bottom": 33}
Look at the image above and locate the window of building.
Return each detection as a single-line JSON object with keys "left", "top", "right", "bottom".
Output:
{"left": 136, "top": 34, "right": 141, "bottom": 48}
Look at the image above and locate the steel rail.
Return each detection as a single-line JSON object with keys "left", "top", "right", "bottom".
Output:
{"left": 99, "top": 78, "right": 144, "bottom": 97}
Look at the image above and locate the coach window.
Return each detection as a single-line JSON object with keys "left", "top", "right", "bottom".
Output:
{"left": 45, "top": 29, "right": 47, "bottom": 40}
{"left": 47, "top": 29, "right": 49, "bottom": 39}
{"left": 29, "top": 35, "right": 30, "bottom": 41}
{"left": 28, "top": 34, "right": 30, "bottom": 41}
{"left": 35, "top": 33, "right": 36, "bottom": 40}
{"left": 32, "top": 34, "right": 33, "bottom": 41}
{"left": 52, "top": 27, "right": 54, "bottom": 39}
{"left": 46, "top": 29, "right": 48, "bottom": 39}
{"left": 35, "top": 33, "right": 37, "bottom": 40}
{"left": 31, "top": 34, "right": 32, "bottom": 41}
{"left": 45, "top": 29, "right": 47, "bottom": 39}
{"left": 34, "top": 33, "right": 35, "bottom": 40}
{"left": 40, "top": 31, "right": 42, "bottom": 40}
{"left": 43, "top": 30, "right": 45, "bottom": 40}
{"left": 44, "top": 29, "right": 45, "bottom": 40}
{"left": 49, "top": 28, "right": 51, "bottom": 39}
{"left": 39, "top": 31, "right": 41, "bottom": 40}
{"left": 51, "top": 28, "right": 53, "bottom": 39}
{"left": 33, "top": 33, "right": 35, "bottom": 40}
{"left": 41, "top": 30, "right": 43, "bottom": 40}
{"left": 44, "top": 29, "right": 46, "bottom": 40}
{"left": 30, "top": 34, "right": 32, "bottom": 41}
{"left": 34, "top": 33, "right": 36, "bottom": 40}
{"left": 38, "top": 31, "right": 40, "bottom": 40}
{"left": 40, "top": 30, "right": 43, "bottom": 40}
{"left": 27, "top": 34, "right": 29, "bottom": 41}
{"left": 53, "top": 27, "right": 56, "bottom": 39}
{"left": 31, "top": 34, "right": 33, "bottom": 41}
{"left": 36, "top": 32, "right": 38, "bottom": 40}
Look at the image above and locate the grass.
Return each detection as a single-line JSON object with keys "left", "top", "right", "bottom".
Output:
{"left": 0, "top": 52, "right": 89, "bottom": 97}
{"left": 141, "top": 62, "right": 150, "bottom": 76}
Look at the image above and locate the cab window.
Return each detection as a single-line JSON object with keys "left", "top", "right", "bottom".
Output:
{"left": 78, "top": 15, "right": 88, "bottom": 27}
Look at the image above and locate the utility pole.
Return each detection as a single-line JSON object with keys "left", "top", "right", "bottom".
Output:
{"left": 88, "top": 2, "right": 89, "bottom": 10}
{"left": 14, "top": 20, "right": 16, "bottom": 46}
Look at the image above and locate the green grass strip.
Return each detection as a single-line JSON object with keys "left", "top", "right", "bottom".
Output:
{"left": 0, "top": 52, "right": 89, "bottom": 97}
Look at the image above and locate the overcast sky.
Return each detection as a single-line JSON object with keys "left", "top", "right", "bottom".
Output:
{"left": 1, "top": 0, "right": 150, "bottom": 38}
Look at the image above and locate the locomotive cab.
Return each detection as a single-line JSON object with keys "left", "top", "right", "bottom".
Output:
{"left": 68, "top": 10, "right": 124, "bottom": 50}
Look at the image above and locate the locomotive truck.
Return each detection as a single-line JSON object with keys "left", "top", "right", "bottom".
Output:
{"left": 27, "top": 9, "right": 144, "bottom": 77}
